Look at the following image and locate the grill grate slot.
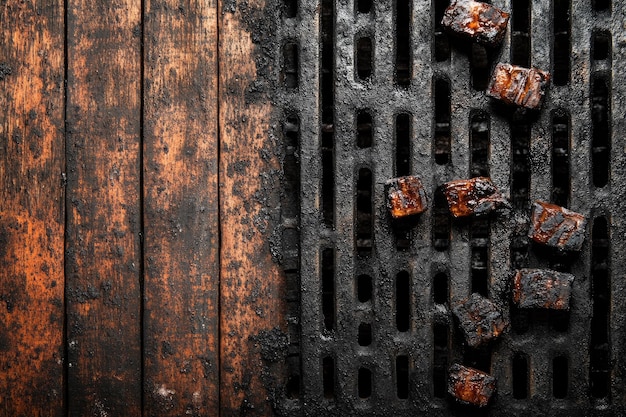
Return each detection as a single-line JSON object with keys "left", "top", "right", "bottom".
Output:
{"left": 433, "top": 271, "right": 448, "bottom": 305}
{"left": 511, "top": 0, "right": 530, "bottom": 66}
{"left": 283, "top": 42, "right": 299, "bottom": 88}
{"left": 551, "top": 110, "right": 570, "bottom": 207}
{"left": 553, "top": 0, "right": 571, "bottom": 86}
{"left": 591, "top": 75, "right": 611, "bottom": 188}
{"left": 357, "top": 0, "right": 372, "bottom": 14}
{"left": 590, "top": 216, "right": 611, "bottom": 399}
{"left": 396, "top": 355, "right": 410, "bottom": 399}
{"left": 395, "top": 0, "right": 411, "bottom": 85}
{"left": 433, "top": 0, "right": 451, "bottom": 61}
{"left": 283, "top": 0, "right": 297, "bottom": 18}
{"left": 358, "top": 322, "right": 372, "bottom": 346}
{"left": 470, "top": 43, "right": 491, "bottom": 91}
{"left": 355, "top": 167, "right": 373, "bottom": 255}
{"left": 356, "top": 36, "right": 373, "bottom": 80}
{"left": 358, "top": 367, "right": 373, "bottom": 398}
{"left": 323, "top": 356, "right": 336, "bottom": 399}
{"left": 553, "top": 355, "right": 569, "bottom": 399}
{"left": 512, "top": 353, "right": 529, "bottom": 399}
{"left": 592, "top": 0, "right": 611, "bottom": 12}
{"left": 395, "top": 271, "right": 411, "bottom": 332}
{"left": 434, "top": 77, "right": 451, "bottom": 165}
{"left": 357, "top": 110, "right": 373, "bottom": 148}
{"left": 322, "top": 248, "right": 335, "bottom": 331}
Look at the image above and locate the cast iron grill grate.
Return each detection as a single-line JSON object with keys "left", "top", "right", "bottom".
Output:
{"left": 277, "top": 0, "right": 626, "bottom": 415}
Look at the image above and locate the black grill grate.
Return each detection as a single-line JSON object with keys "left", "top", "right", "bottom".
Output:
{"left": 277, "top": 0, "right": 626, "bottom": 414}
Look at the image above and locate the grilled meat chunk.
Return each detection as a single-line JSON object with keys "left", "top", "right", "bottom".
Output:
{"left": 448, "top": 363, "right": 497, "bottom": 407}
{"left": 528, "top": 201, "right": 587, "bottom": 251}
{"left": 453, "top": 293, "right": 508, "bottom": 347}
{"left": 386, "top": 176, "right": 428, "bottom": 219}
{"left": 441, "top": 0, "right": 510, "bottom": 46}
{"left": 443, "top": 177, "right": 507, "bottom": 217}
{"left": 486, "top": 63, "right": 551, "bottom": 109}
{"left": 513, "top": 268, "right": 575, "bottom": 310}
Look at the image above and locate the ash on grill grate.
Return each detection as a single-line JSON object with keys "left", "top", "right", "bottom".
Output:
{"left": 276, "top": 0, "right": 625, "bottom": 414}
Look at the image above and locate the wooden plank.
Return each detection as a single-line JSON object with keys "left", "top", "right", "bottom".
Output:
{"left": 65, "top": 0, "right": 142, "bottom": 414}
{"left": 0, "top": 1, "right": 65, "bottom": 415}
{"left": 218, "top": 1, "right": 288, "bottom": 415}
{"left": 142, "top": 0, "right": 220, "bottom": 415}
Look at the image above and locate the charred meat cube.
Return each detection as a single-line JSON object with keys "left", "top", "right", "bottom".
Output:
{"left": 441, "top": 0, "right": 510, "bottom": 47}
{"left": 487, "top": 63, "right": 551, "bottom": 109}
{"left": 386, "top": 176, "right": 428, "bottom": 219}
{"left": 528, "top": 201, "right": 587, "bottom": 251}
{"left": 513, "top": 268, "right": 575, "bottom": 310}
{"left": 453, "top": 293, "right": 508, "bottom": 347}
{"left": 443, "top": 177, "right": 508, "bottom": 217}
{"left": 448, "top": 363, "right": 497, "bottom": 407}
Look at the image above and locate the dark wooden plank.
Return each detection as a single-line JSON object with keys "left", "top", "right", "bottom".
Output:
{"left": 219, "top": 1, "right": 288, "bottom": 415}
{"left": 0, "top": 1, "right": 65, "bottom": 415}
{"left": 142, "top": 0, "right": 220, "bottom": 415}
{"left": 65, "top": 0, "right": 142, "bottom": 414}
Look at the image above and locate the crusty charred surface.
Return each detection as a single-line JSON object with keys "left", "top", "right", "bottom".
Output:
{"left": 453, "top": 293, "right": 508, "bottom": 348}
{"left": 486, "top": 63, "right": 551, "bottom": 109}
{"left": 528, "top": 201, "right": 587, "bottom": 251}
{"left": 386, "top": 176, "right": 429, "bottom": 219}
{"left": 448, "top": 363, "right": 497, "bottom": 407}
{"left": 443, "top": 177, "right": 508, "bottom": 217}
{"left": 513, "top": 268, "right": 575, "bottom": 310}
{"left": 441, "top": 0, "right": 510, "bottom": 46}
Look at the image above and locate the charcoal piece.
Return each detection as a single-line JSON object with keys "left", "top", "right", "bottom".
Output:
{"left": 528, "top": 201, "right": 587, "bottom": 251}
{"left": 385, "top": 176, "right": 428, "bottom": 219}
{"left": 448, "top": 363, "right": 497, "bottom": 407}
{"left": 486, "top": 63, "right": 551, "bottom": 109}
{"left": 441, "top": 0, "right": 510, "bottom": 47}
{"left": 453, "top": 293, "right": 508, "bottom": 347}
{"left": 442, "top": 177, "right": 508, "bottom": 217}
{"left": 512, "top": 268, "right": 575, "bottom": 310}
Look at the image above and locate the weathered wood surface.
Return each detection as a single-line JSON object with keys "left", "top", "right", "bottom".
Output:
{"left": 0, "top": 1, "right": 65, "bottom": 415}
{"left": 65, "top": 0, "right": 143, "bottom": 414}
{"left": 142, "top": 0, "right": 220, "bottom": 415}
{"left": 0, "top": 0, "right": 291, "bottom": 414}
{"left": 218, "top": 0, "right": 288, "bottom": 415}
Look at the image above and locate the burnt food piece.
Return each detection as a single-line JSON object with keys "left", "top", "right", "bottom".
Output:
{"left": 441, "top": 0, "right": 510, "bottom": 47}
{"left": 486, "top": 63, "right": 551, "bottom": 109}
{"left": 528, "top": 201, "right": 587, "bottom": 251}
{"left": 453, "top": 293, "right": 508, "bottom": 348}
{"left": 513, "top": 268, "right": 575, "bottom": 310}
{"left": 386, "top": 176, "right": 428, "bottom": 219}
{"left": 448, "top": 363, "right": 497, "bottom": 407}
{"left": 443, "top": 177, "right": 508, "bottom": 217}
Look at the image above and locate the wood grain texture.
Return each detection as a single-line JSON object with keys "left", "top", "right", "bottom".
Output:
{"left": 142, "top": 0, "right": 220, "bottom": 415}
{"left": 65, "top": 0, "right": 142, "bottom": 415}
{"left": 218, "top": 0, "right": 288, "bottom": 415}
{"left": 0, "top": 1, "right": 65, "bottom": 415}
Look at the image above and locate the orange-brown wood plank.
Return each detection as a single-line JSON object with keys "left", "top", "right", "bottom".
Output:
{"left": 65, "top": 0, "right": 142, "bottom": 414}
{"left": 142, "top": 0, "right": 220, "bottom": 415}
{"left": 0, "top": 1, "right": 65, "bottom": 415}
{"left": 219, "top": 1, "right": 288, "bottom": 415}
